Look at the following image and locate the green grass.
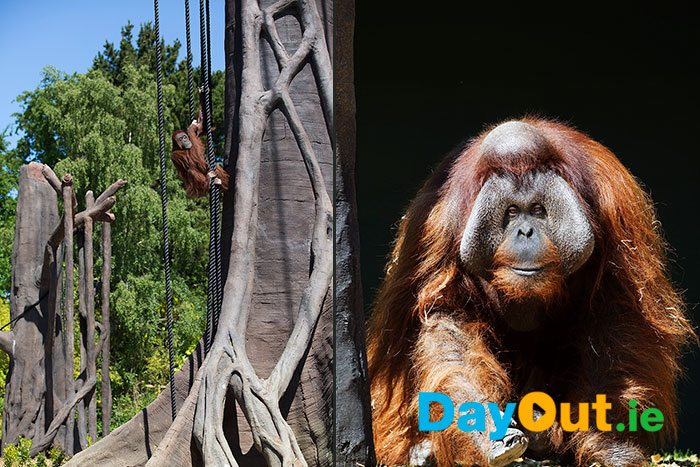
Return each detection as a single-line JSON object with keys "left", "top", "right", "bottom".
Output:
{"left": 349, "top": 450, "right": 700, "bottom": 467}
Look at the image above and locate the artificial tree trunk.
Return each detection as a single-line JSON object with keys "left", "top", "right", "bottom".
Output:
{"left": 65, "top": 0, "right": 333, "bottom": 465}
{"left": 190, "top": 0, "right": 333, "bottom": 464}
{"left": 0, "top": 163, "right": 65, "bottom": 453}
{"left": 334, "top": 0, "right": 376, "bottom": 464}
{"left": 0, "top": 161, "right": 121, "bottom": 457}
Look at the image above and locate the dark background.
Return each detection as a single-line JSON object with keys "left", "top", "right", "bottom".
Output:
{"left": 354, "top": 1, "right": 700, "bottom": 452}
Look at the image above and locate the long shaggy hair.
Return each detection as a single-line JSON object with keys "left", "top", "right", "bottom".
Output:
{"left": 171, "top": 128, "right": 229, "bottom": 198}
{"left": 366, "top": 117, "right": 696, "bottom": 466}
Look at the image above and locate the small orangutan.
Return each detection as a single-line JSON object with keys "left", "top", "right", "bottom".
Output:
{"left": 367, "top": 118, "right": 696, "bottom": 467}
{"left": 171, "top": 100, "right": 229, "bottom": 198}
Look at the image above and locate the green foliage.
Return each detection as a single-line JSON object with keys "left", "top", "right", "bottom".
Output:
{"left": 2, "top": 436, "right": 32, "bottom": 466}
{"left": 93, "top": 22, "right": 180, "bottom": 90}
{"left": 109, "top": 273, "right": 205, "bottom": 386}
{"left": 91, "top": 21, "right": 225, "bottom": 151}
{"left": 47, "top": 446, "right": 68, "bottom": 465}
{"left": 0, "top": 132, "right": 21, "bottom": 296}
{"left": 0, "top": 20, "right": 225, "bottom": 439}
{"left": 1, "top": 438, "right": 67, "bottom": 465}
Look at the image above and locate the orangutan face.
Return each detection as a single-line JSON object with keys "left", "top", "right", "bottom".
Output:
{"left": 175, "top": 132, "right": 192, "bottom": 150}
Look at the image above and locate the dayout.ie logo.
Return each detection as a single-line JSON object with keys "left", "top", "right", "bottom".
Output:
{"left": 418, "top": 391, "right": 664, "bottom": 440}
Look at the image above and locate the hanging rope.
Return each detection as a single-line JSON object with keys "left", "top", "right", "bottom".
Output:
{"left": 199, "top": 0, "right": 223, "bottom": 354}
{"left": 209, "top": 1, "right": 222, "bottom": 338}
{"left": 206, "top": 0, "right": 213, "bottom": 85}
{"left": 184, "top": 0, "right": 196, "bottom": 122}
{"left": 205, "top": 0, "right": 221, "bottom": 336}
{"left": 184, "top": 0, "right": 213, "bottom": 352}
{"left": 153, "top": 0, "right": 177, "bottom": 422}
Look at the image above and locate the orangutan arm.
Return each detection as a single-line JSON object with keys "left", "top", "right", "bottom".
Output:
{"left": 189, "top": 104, "right": 204, "bottom": 137}
{"left": 409, "top": 313, "right": 525, "bottom": 467}
{"left": 564, "top": 312, "right": 672, "bottom": 467}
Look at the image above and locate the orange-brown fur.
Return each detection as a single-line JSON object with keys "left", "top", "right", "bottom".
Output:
{"left": 367, "top": 117, "right": 696, "bottom": 466}
{"left": 171, "top": 118, "right": 229, "bottom": 198}
{"left": 491, "top": 235, "right": 563, "bottom": 306}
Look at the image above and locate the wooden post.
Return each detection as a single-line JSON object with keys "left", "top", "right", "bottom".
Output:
{"left": 43, "top": 233, "right": 65, "bottom": 446}
{"left": 84, "top": 191, "right": 97, "bottom": 443}
{"left": 26, "top": 175, "right": 125, "bottom": 457}
{"left": 62, "top": 176, "right": 76, "bottom": 455}
{"left": 76, "top": 228, "right": 88, "bottom": 450}
{"left": 100, "top": 222, "right": 112, "bottom": 436}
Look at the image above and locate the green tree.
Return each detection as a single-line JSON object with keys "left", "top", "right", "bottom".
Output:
{"left": 93, "top": 22, "right": 179, "bottom": 89}
{"left": 5, "top": 22, "right": 225, "bottom": 428}
{"left": 92, "top": 22, "right": 225, "bottom": 151}
{"left": 0, "top": 131, "right": 21, "bottom": 297}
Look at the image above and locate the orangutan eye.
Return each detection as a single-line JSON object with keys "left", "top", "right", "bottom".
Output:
{"left": 507, "top": 206, "right": 518, "bottom": 217}
{"left": 531, "top": 203, "right": 546, "bottom": 216}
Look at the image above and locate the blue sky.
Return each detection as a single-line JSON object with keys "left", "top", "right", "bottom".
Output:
{"left": 0, "top": 0, "right": 225, "bottom": 148}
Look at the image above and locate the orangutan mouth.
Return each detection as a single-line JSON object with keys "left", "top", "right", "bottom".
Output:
{"left": 510, "top": 266, "right": 544, "bottom": 277}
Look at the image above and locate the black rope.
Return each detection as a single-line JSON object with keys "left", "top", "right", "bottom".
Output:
{"left": 153, "top": 0, "right": 177, "bottom": 422}
{"left": 206, "top": 0, "right": 212, "bottom": 85}
{"left": 184, "top": 0, "right": 195, "bottom": 122}
{"left": 200, "top": 0, "right": 222, "bottom": 354}
{"left": 209, "top": 0, "right": 222, "bottom": 340}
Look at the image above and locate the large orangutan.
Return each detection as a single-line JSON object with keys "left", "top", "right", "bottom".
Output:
{"left": 171, "top": 104, "right": 229, "bottom": 198}
{"left": 367, "top": 118, "right": 696, "bottom": 467}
